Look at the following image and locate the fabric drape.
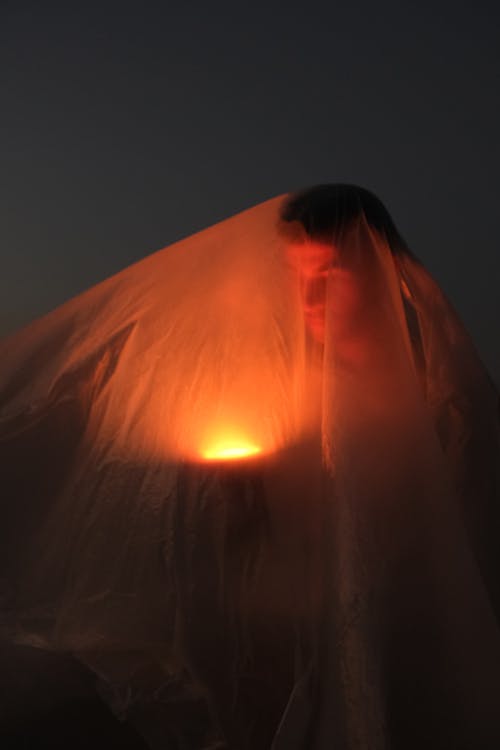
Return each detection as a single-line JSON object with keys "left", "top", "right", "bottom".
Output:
{"left": 1, "top": 194, "right": 499, "bottom": 749}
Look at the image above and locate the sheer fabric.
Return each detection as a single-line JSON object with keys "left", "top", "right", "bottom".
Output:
{"left": 1, "top": 194, "right": 499, "bottom": 748}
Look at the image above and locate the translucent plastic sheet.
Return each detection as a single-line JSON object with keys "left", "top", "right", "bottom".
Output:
{"left": 1, "top": 194, "right": 499, "bottom": 748}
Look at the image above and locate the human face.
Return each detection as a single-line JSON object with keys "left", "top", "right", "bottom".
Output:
{"left": 287, "top": 240, "right": 337, "bottom": 343}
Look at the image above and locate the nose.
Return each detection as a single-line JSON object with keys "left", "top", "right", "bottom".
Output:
{"left": 302, "top": 273, "right": 328, "bottom": 310}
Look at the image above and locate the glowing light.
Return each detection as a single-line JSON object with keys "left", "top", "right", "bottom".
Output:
{"left": 202, "top": 440, "right": 262, "bottom": 461}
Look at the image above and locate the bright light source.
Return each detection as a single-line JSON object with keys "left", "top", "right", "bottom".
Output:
{"left": 202, "top": 442, "right": 261, "bottom": 461}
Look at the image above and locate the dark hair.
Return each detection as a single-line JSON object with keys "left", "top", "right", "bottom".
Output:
{"left": 280, "top": 184, "right": 409, "bottom": 255}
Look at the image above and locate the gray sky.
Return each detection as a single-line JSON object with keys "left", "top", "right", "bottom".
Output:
{"left": 1, "top": 0, "right": 499, "bottom": 382}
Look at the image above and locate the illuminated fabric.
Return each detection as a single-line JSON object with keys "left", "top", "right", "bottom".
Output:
{"left": 1, "top": 193, "right": 499, "bottom": 748}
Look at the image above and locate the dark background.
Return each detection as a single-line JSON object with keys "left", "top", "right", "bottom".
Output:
{"left": 1, "top": 0, "right": 499, "bottom": 383}
{"left": 1, "top": 3, "right": 499, "bottom": 745}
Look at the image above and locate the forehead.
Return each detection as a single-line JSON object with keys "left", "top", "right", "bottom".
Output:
{"left": 286, "top": 240, "right": 336, "bottom": 273}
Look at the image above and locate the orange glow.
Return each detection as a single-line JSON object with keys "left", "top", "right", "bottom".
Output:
{"left": 201, "top": 435, "right": 262, "bottom": 461}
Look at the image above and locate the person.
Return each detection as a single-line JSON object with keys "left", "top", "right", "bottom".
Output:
{"left": 281, "top": 184, "right": 500, "bottom": 592}
{"left": 278, "top": 185, "right": 500, "bottom": 748}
